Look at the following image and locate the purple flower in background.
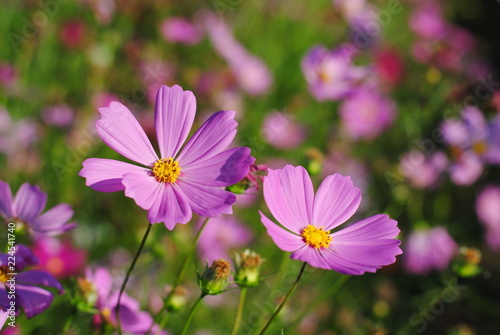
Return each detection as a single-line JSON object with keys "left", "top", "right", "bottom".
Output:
{"left": 202, "top": 12, "right": 273, "bottom": 96}
{"left": 0, "top": 180, "right": 77, "bottom": 237}
{"left": 0, "top": 63, "right": 17, "bottom": 88}
{"left": 80, "top": 85, "right": 254, "bottom": 230}
{"left": 301, "top": 45, "right": 367, "bottom": 101}
{"left": 476, "top": 185, "right": 500, "bottom": 250}
{"left": 0, "top": 108, "right": 38, "bottom": 156}
{"left": 41, "top": 104, "right": 75, "bottom": 128}
{"left": 260, "top": 165, "right": 401, "bottom": 275}
{"left": 262, "top": 112, "right": 306, "bottom": 150}
{"left": 197, "top": 215, "right": 253, "bottom": 263}
{"left": 400, "top": 150, "right": 448, "bottom": 189}
{"left": 339, "top": 88, "right": 396, "bottom": 140}
{"left": 404, "top": 226, "right": 458, "bottom": 275}
{"left": 441, "top": 106, "right": 500, "bottom": 185}
{"left": 0, "top": 245, "right": 63, "bottom": 318}
{"left": 160, "top": 17, "right": 201, "bottom": 45}
{"left": 81, "top": 268, "right": 165, "bottom": 334}
{"left": 409, "top": 3, "right": 448, "bottom": 40}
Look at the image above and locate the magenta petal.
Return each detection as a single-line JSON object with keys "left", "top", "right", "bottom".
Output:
{"left": 93, "top": 267, "right": 113, "bottom": 302}
{"left": 122, "top": 173, "right": 163, "bottom": 212}
{"left": 259, "top": 211, "right": 304, "bottom": 252}
{"left": 30, "top": 204, "right": 76, "bottom": 236}
{"left": 182, "top": 147, "right": 254, "bottom": 187}
{"left": 96, "top": 102, "right": 158, "bottom": 166}
{"left": 17, "top": 270, "right": 63, "bottom": 292}
{"left": 179, "top": 180, "right": 235, "bottom": 219}
{"left": 263, "top": 165, "right": 314, "bottom": 233}
{"left": 16, "top": 284, "right": 54, "bottom": 318}
{"left": 155, "top": 85, "right": 196, "bottom": 158}
{"left": 313, "top": 174, "right": 361, "bottom": 230}
{"left": 0, "top": 180, "right": 13, "bottom": 219}
{"left": 177, "top": 110, "right": 237, "bottom": 167}
{"left": 12, "top": 183, "right": 47, "bottom": 222}
{"left": 291, "top": 246, "right": 330, "bottom": 269}
{"left": 80, "top": 158, "right": 150, "bottom": 192}
{"left": 147, "top": 184, "right": 192, "bottom": 230}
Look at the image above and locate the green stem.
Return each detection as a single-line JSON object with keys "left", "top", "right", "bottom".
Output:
{"left": 258, "top": 262, "right": 307, "bottom": 335}
{"left": 147, "top": 217, "right": 210, "bottom": 334}
{"left": 115, "top": 223, "right": 153, "bottom": 335}
{"left": 230, "top": 287, "right": 248, "bottom": 335}
{"left": 180, "top": 293, "right": 205, "bottom": 335}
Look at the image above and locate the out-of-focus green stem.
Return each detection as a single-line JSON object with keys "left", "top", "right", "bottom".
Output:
{"left": 230, "top": 287, "right": 248, "bottom": 335}
{"left": 180, "top": 293, "right": 205, "bottom": 335}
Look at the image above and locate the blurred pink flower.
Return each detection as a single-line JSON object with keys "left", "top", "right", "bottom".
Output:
{"left": 476, "top": 185, "right": 500, "bottom": 250}
{"left": 409, "top": 3, "right": 448, "bottom": 40}
{"left": 0, "top": 63, "right": 17, "bottom": 88}
{"left": 197, "top": 215, "right": 253, "bottom": 263}
{"left": 400, "top": 150, "right": 448, "bottom": 189}
{"left": 82, "top": 0, "right": 115, "bottom": 24}
{"left": 32, "top": 237, "right": 86, "bottom": 278}
{"left": 375, "top": 49, "right": 404, "bottom": 86}
{"left": 339, "top": 88, "right": 396, "bottom": 140}
{"left": 404, "top": 226, "right": 458, "bottom": 275}
{"left": 59, "top": 20, "right": 86, "bottom": 49}
{"left": 260, "top": 165, "right": 401, "bottom": 274}
{"left": 41, "top": 104, "right": 75, "bottom": 128}
{"left": 160, "top": 17, "right": 202, "bottom": 45}
{"left": 262, "top": 112, "right": 306, "bottom": 150}
{"left": 0, "top": 108, "right": 38, "bottom": 156}
{"left": 202, "top": 12, "right": 273, "bottom": 96}
{"left": 301, "top": 45, "right": 367, "bottom": 101}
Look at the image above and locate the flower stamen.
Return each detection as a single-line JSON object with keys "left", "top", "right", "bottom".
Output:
{"left": 301, "top": 225, "right": 332, "bottom": 249}
{"left": 152, "top": 158, "right": 181, "bottom": 183}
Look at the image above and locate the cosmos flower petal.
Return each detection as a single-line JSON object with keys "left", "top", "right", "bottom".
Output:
{"left": 155, "top": 85, "right": 196, "bottom": 158}
{"left": 291, "top": 246, "right": 330, "bottom": 270}
{"left": 0, "top": 180, "right": 13, "bottom": 219}
{"left": 80, "top": 158, "right": 149, "bottom": 192}
{"left": 177, "top": 110, "right": 237, "bottom": 167}
{"left": 259, "top": 211, "right": 304, "bottom": 252}
{"left": 263, "top": 165, "right": 314, "bottom": 232}
{"left": 94, "top": 267, "right": 113, "bottom": 303}
{"left": 12, "top": 183, "right": 47, "bottom": 223}
{"left": 147, "top": 184, "right": 192, "bottom": 229}
{"left": 17, "top": 270, "right": 63, "bottom": 292}
{"left": 0, "top": 288, "right": 9, "bottom": 311}
{"left": 313, "top": 174, "right": 361, "bottom": 230}
{"left": 96, "top": 101, "right": 158, "bottom": 166}
{"left": 331, "top": 214, "right": 400, "bottom": 240}
{"left": 30, "top": 204, "right": 77, "bottom": 236}
{"left": 179, "top": 180, "right": 236, "bottom": 219}
{"left": 182, "top": 147, "right": 254, "bottom": 187}
{"left": 122, "top": 173, "right": 163, "bottom": 212}
{"left": 16, "top": 284, "right": 55, "bottom": 319}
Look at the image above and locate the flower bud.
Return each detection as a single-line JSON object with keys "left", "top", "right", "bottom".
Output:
{"left": 199, "top": 259, "right": 231, "bottom": 295}
{"left": 233, "top": 249, "right": 264, "bottom": 287}
{"left": 166, "top": 286, "right": 188, "bottom": 312}
{"left": 453, "top": 247, "right": 482, "bottom": 277}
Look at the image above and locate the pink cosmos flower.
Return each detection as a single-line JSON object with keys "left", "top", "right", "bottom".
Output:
{"left": 0, "top": 180, "right": 77, "bottom": 237}
{"left": 197, "top": 215, "right": 253, "bottom": 263}
{"left": 41, "top": 104, "right": 75, "bottom": 128}
{"left": 32, "top": 237, "right": 87, "bottom": 278}
{"left": 301, "top": 45, "right": 367, "bottom": 101}
{"left": 399, "top": 150, "right": 448, "bottom": 189}
{"left": 262, "top": 112, "right": 306, "bottom": 150}
{"left": 476, "top": 185, "right": 500, "bottom": 250}
{"left": 259, "top": 165, "right": 401, "bottom": 275}
{"left": 160, "top": 17, "right": 202, "bottom": 45}
{"left": 339, "top": 87, "right": 396, "bottom": 140}
{"left": 403, "top": 226, "right": 458, "bottom": 275}
{"left": 80, "top": 85, "right": 254, "bottom": 230}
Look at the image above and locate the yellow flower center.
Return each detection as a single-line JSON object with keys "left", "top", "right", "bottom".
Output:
{"left": 0, "top": 268, "right": 10, "bottom": 282}
{"left": 301, "top": 225, "right": 332, "bottom": 249}
{"left": 152, "top": 158, "right": 181, "bottom": 183}
{"left": 472, "top": 141, "right": 488, "bottom": 155}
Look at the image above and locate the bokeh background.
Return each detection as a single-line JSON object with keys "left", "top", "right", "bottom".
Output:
{"left": 2, "top": 0, "right": 500, "bottom": 334}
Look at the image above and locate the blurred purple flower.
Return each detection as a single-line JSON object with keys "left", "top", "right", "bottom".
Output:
{"left": 197, "top": 215, "right": 253, "bottom": 263}
{"left": 403, "top": 226, "right": 458, "bottom": 275}
{"left": 41, "top": 104, "right": 75, "bottom": 128}
{"left": 0, "top": 63, "right": 17, "bottom": 88}
{"left": 375, "top": 49, "right": 405, "bottom": 86}
{"left": 202, "top": 12, "right": 273, "bottom": 96}
{"left": 301, "top": 45, "right": 367, "bottom": 101}
{"left": 82, "top": 267, "right": 165, "bottom": 334}
{"left": 59, "top": 20, "right": 86, "bottom": 49}
{"left": 0, "top": 180, "right": 77, "bottom": 237}
{"left": 160, "top": 17, "right": 202, "bottom": 45}
{"left": 400, "top": 150, "right": 448, "bottom": 189}
{"left": 260, "top": 165, "right": 401, "bottom": 275}
{"left": 32, "top": 237, "right": 86, "bottom": 279}
{"left": 0, "top": 245, "right": 63, "bottom": 318}
{"left": 476, "top": 185, "right": 500, "bottom": 250}
{"left": 334, "top": 0, "right": 375, "bottom": 27}
{"left": 82, "top": 0, "right": 115, "bottom": 24}
{"left": 409, "top": 3, "right": 448, "bottom": 40}
{"left": 80, "top": 85, "right": 254, "bottom": 230}
{"left": 262, "top": 112, "right": 306, "bottom": 150}
{"left": 339, "top": 87, "right": 396, "bottom": 140}
{"left": 0, "top": 108, "right": 37, "bottom": 156}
